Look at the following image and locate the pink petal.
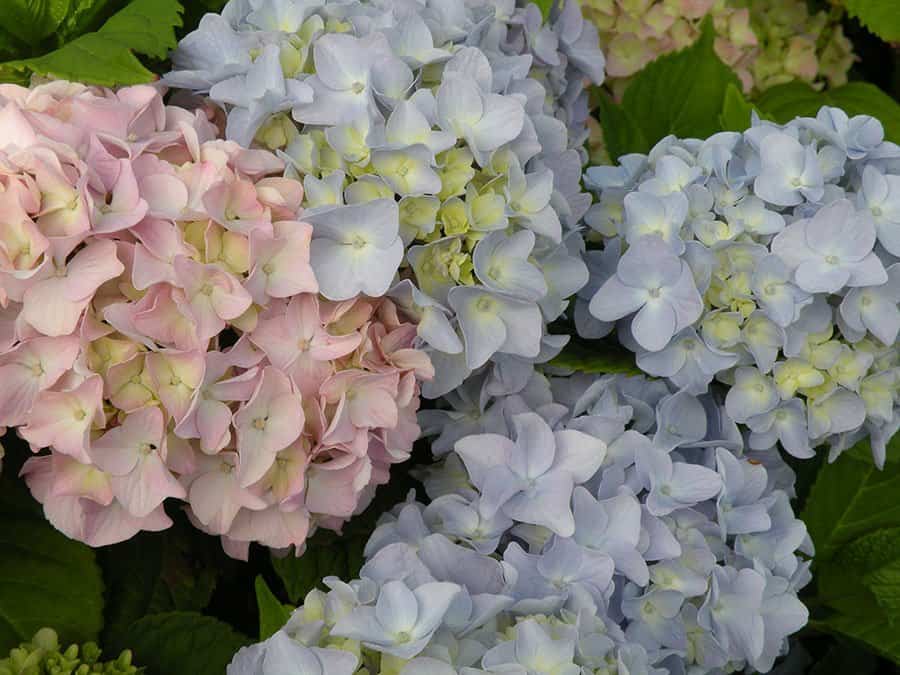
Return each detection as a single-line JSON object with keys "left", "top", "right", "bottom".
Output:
{"left": 82, "top": 500, "right": 172, "bottom": 547}
{"left": 0, "top": 335, "right": 79, "bottom": 425}
{"left": 47, "top": 454, "right": 114, "bottom": 505}
{"left": 0, "top": 102, "right": 37, "bottom": 151}
{"left": 146, "top": 350, "right": 205, "bottom": 421}
{"left": 112, "top": 451, "right": 186, "bottom": 517}
{"left": 141, "top": 173, "right": 189, "bottom": 219}
{"left": 305, "top": 459, "right": 371, "bottom": 517}
{"left": 20, "top": 376, "right": 104, "bottom": 462}
{"left": 196, "top": 399, "right": 234, "bottom": 453}
{"left": 66, "top": 240, "right": 124, "bottom": 300}
{"left": 22, "top": 276, "right": 90, "bottom": 336}
{"left": 227, "top": 504, "right": 310, "bottom": 549}
{"left": 91, "top": 406, "right": 164, "bottom": 476}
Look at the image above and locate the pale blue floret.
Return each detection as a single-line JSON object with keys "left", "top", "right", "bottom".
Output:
{"left": 715, "top": 448, "right": 774, "bottom": 537}
{"left": 799, "top": 106, "right": 884, "bottom": 160}
{"left": 753, "top": 132, "right": 824, "bottom": 206}
{"left": 746, "top": 400, "right": 814, "bottom": 459}
{"left": 636, "top": 328, "right": 737, "bottom": 395}
{"left": 164, "top": 14, "right": 253, "bottom": 90}
{"left": 857, "top": 165, "right": 900, "bottom": 256}
{"left": 589, "top": 235, "right": 703, "bottom": 352}
{"left": 305, "top": 199, "right": 404, "bottom": 300}
{"left": 839, "top": 263, "right": 900, "bottom": 346}
{"left": 473, "top": 231, "right": 548, "bottom": 302}
{"left": 698, "top": 566, "right": 766, "bottom": 665}
{"left": 209, "top": 43, "right": 313, "bottom": 146}
{"left": 454, "top": 412, "right": 605, "bottom": 536}
{"left": 227, "top": 631, "right": 359, "bottom": 675}
{"left": 448, "top": 286, "right": 543, "bottom": 370}
{"left": 772, "top": 199, "right": 887, "bottom": 294}
{"left": 331, "top": 579, "right": 461, "bottom": 659}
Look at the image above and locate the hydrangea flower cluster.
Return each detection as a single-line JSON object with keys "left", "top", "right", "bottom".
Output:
{"left": 581, "top": 106, "right": 900, "bottom": 466}
{"left": 164, "top": 0, "right": 606, "bottom": 398}
{"left": 0, "top": 81, "right": 431, "bottom": 555}
{"left": 0, "top": 628, "right": 138, "bottom": 675}
{"left": 228, "top": 371, "right": 811, "bottom": 674}
{"left": 583, "top": 0, "right": 854, "bottom": 96}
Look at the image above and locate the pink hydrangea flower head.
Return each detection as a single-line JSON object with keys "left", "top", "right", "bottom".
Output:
{"left": 0, "top": 82, "right": 431, "bottom": 555}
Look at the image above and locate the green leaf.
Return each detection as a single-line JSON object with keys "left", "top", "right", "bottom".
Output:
{"left": 0, "top": 0, "right": 70, "bottom": 45}
{"left": 598, "top": 17, "right": 741, "bottom": 157}
{"left": 99, "top": 534, "right": 164, "bottom": 649}
{"left": 95, "top": 0, "right": 183, "bottom": 60}
{"left": 832, "top": 526, "right": 900, "bottom": 618}
{"left": 595, "top": 89, "right": 648, "bottom": 161}
{"left": 863, "top": 557, "right": 900, "bottom": 618}
{"left": 123, "top": 612, "right": 250, "bottom": 675}
{"left": 809, "top": 632, "right": 882, "bottom": 675}
{"left": 801, "top": 450, "right": 900, "bottom": 562}
{"left": 145, "top": 521, "right": 220, "bottom": 615}
{"left": 754, "top": 81, "right": 900, "bottom": 144}
{"left": 59, "top": 0, "right": 116, "bottom": 41}
{"left": 815, "top": 614, "right": 900, "bottom": 664}
{"left": 255, "top": 576, "right": 292, "bottom": 640}
{"left": 272, "top": 530, "right": 360, "bottom": 604}
{"left": 817, "top": 527, "right": 900, "bottom": 617}
{"left": 844, "top": 0, "right": 900, "bottom": 43}
{"left": 0, "top": 472, "right": 104, "bottom": 651}
{"left": 534, "top": 0, "right": 554, "bottom": 20}
{"left": 0, "top": 0, "right": 183, "bottom": 86}
{"left": 548, "top": 339, "right": 641, "bottom": 376}
{"left": 718, "top": 83, "right": 767, "bottom": 132}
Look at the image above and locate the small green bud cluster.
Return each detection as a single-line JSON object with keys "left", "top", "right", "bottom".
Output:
{"left": 0, "top": 629, "right": 139, "bottom": 675}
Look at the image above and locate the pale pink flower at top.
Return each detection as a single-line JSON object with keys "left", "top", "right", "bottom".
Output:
{"left": 585, "top": 0, "right": 858, "bottom": 161}
{"left": 0, "top": 81, "right": 431, "bottom": 557}
{"left": 0, "top": 100, "right": 39, "bottom": 151}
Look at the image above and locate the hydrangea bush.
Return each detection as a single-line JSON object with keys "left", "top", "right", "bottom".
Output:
{"left": 583, "top": 0, "right": 854, "bottom": 96}
{"left": 0, "top": 81, "right": 431, "bottom": 556}
{"left": 581, "top": 106, "right": 900, "bottom": 466}
{"left": 164, "top": 0, "right": 606, "bottom": 398}
{"left": 228, "top": 371, "right": 810, "bottom": 674}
